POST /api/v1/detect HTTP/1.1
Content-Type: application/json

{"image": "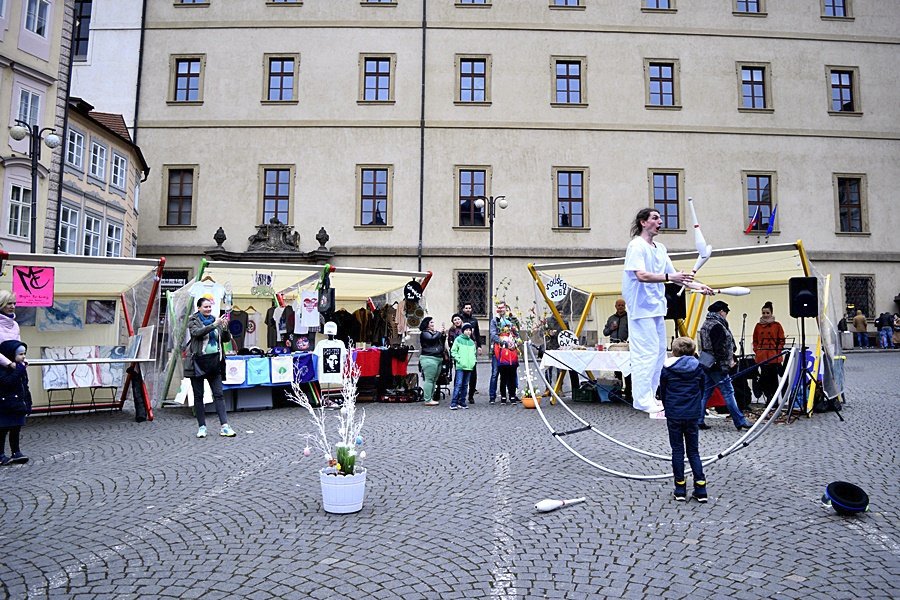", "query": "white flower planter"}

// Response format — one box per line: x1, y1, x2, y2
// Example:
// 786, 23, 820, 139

319, 467, 367, 514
